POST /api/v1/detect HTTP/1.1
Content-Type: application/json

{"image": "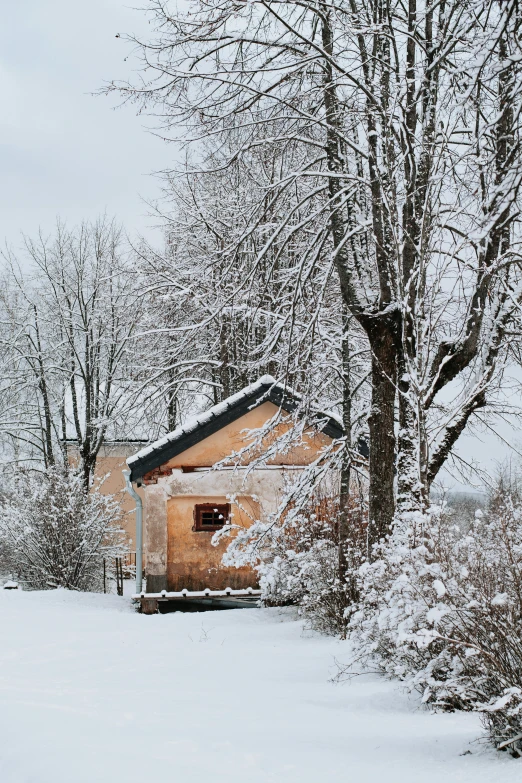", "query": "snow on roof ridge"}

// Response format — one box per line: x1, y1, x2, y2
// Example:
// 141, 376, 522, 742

127, 375, 280, 466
